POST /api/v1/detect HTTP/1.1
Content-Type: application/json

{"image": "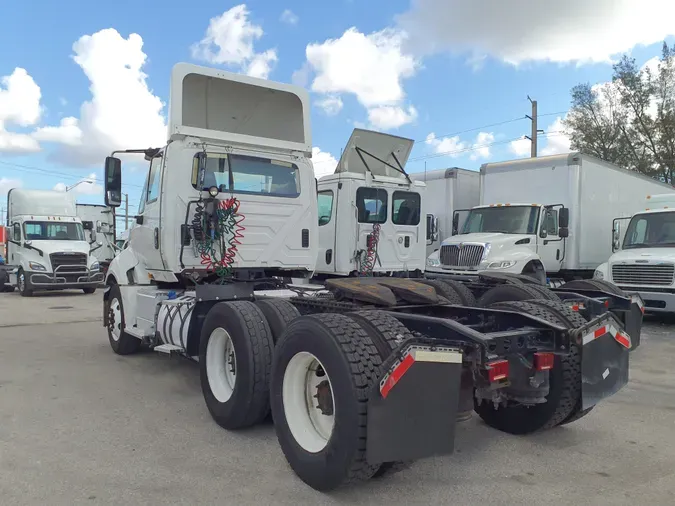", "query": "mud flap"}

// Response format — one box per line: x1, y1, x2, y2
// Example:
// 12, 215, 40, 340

366, 345, 462, 465
579, 318, 631, 410
624, 294, 644, 350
